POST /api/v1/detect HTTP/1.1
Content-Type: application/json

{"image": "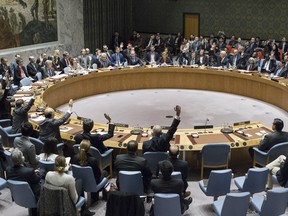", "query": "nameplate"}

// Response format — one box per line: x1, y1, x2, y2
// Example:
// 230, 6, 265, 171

233, 120, 250, 126
194, 125, 213, 130
115, 123, 129, 127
